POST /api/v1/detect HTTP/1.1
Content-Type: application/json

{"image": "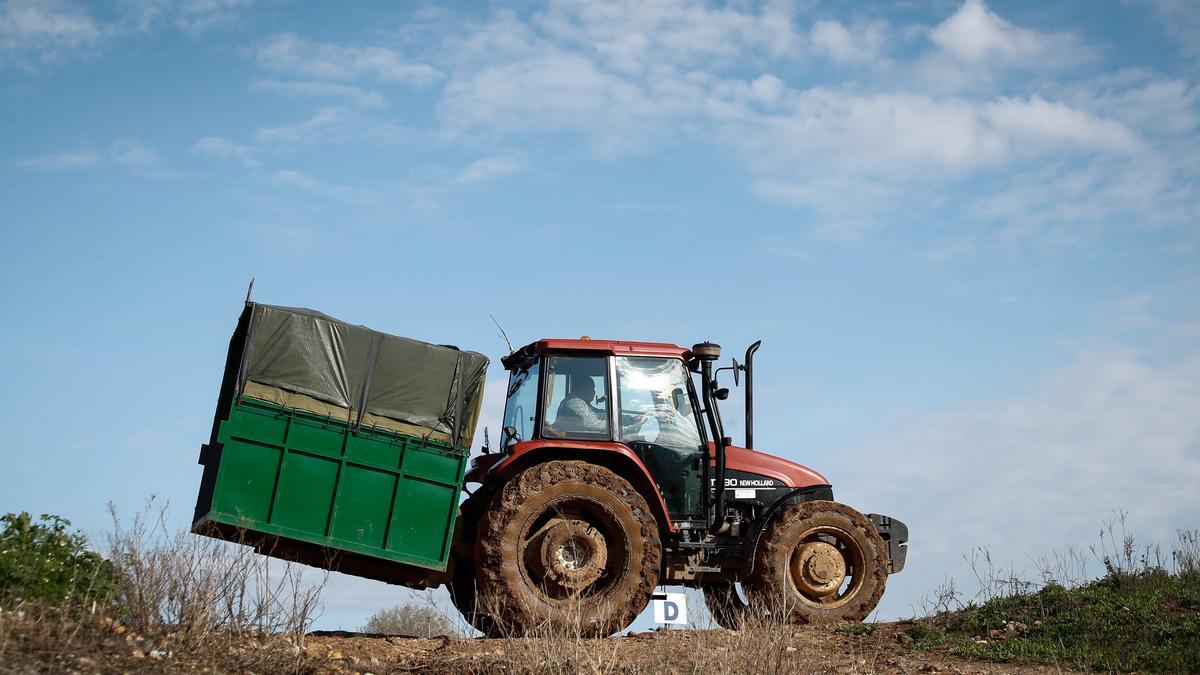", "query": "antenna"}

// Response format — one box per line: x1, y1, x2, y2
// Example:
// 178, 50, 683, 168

489, 314, 515, 354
